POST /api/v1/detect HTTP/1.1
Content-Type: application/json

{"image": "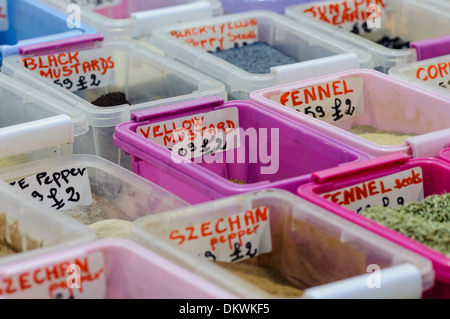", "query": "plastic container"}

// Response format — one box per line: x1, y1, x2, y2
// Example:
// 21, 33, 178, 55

0, 178, 95, 268
221, 0, 325, 14
38, 0, 223, 40
1, 35, 227, 169
0, 72, 89, 169
0, 0, 96, 66
113, 96, 371, 204
296, 152, 450, 298
131, 188, 434, 299
0, 238, 236, 299
146, 10, 373, 100
250, 69, 450, 159
0, 154, 190, 239
389, 54, 450, 100
285, 0, 450, 73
